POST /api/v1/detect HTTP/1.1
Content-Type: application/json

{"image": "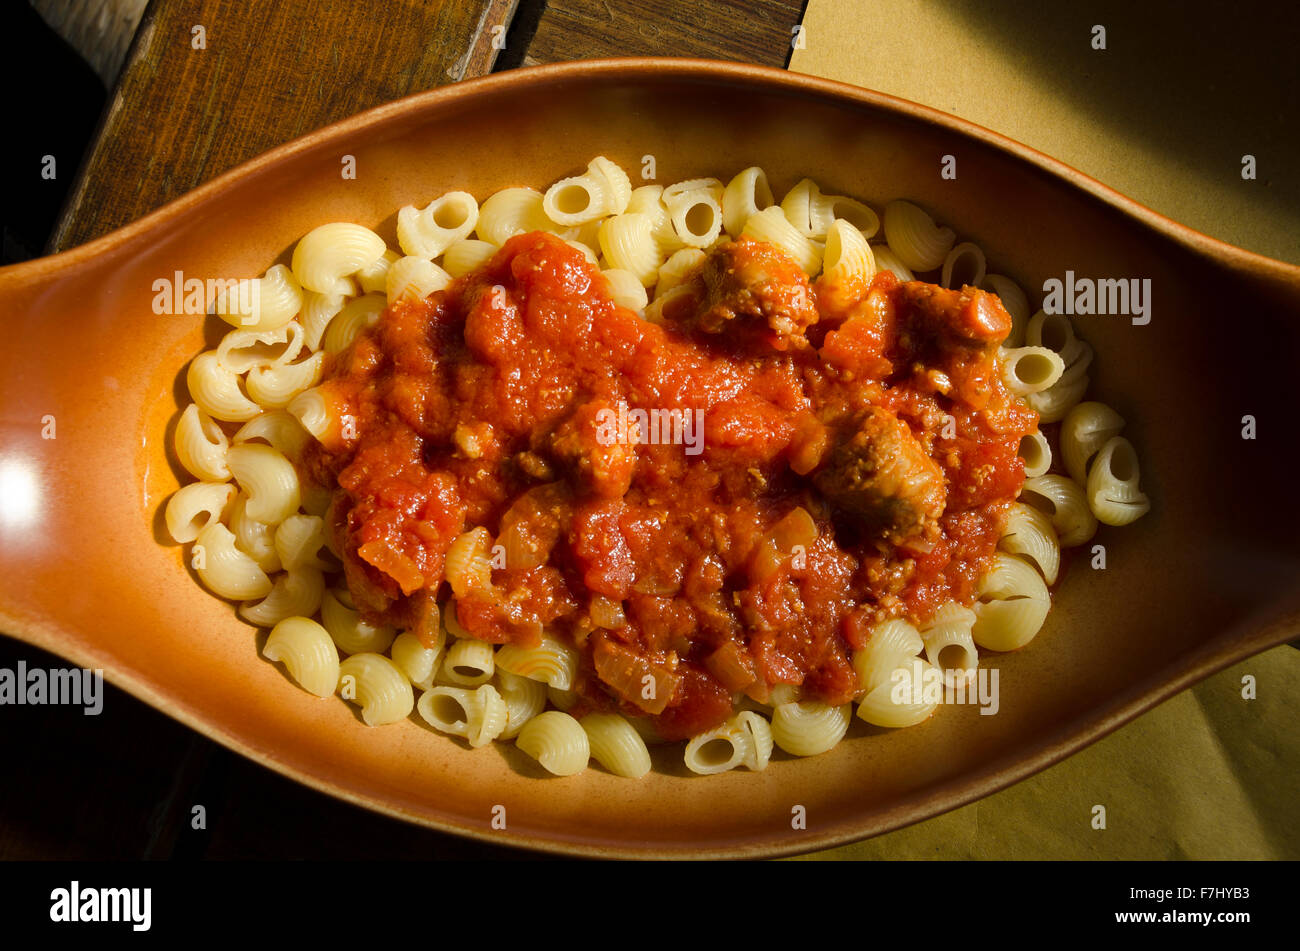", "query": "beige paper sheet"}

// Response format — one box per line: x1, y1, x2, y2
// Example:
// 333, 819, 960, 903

789, 0, 1299, 859
790, 0, 1300, 264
